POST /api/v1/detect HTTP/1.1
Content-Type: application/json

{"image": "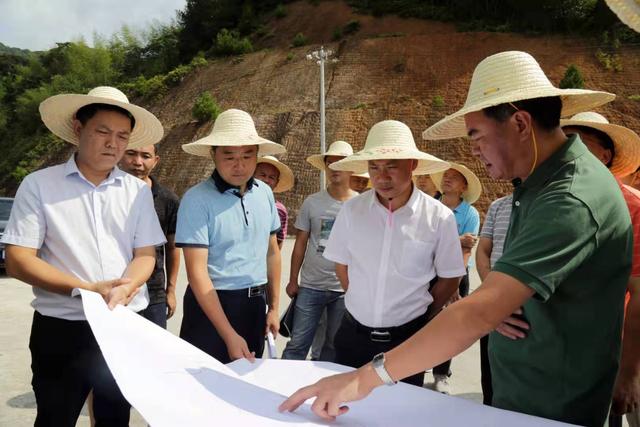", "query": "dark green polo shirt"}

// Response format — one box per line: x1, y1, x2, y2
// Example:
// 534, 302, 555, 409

490, 134, 632, 427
